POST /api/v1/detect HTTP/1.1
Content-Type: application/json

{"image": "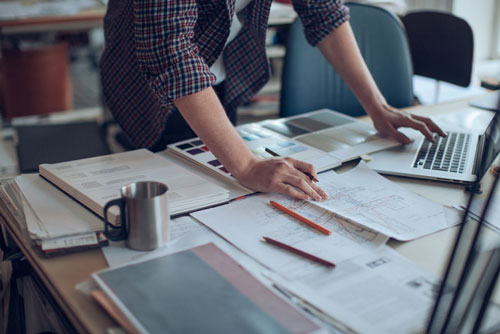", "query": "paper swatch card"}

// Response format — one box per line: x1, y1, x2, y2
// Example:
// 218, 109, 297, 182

168, 122, 341, 185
